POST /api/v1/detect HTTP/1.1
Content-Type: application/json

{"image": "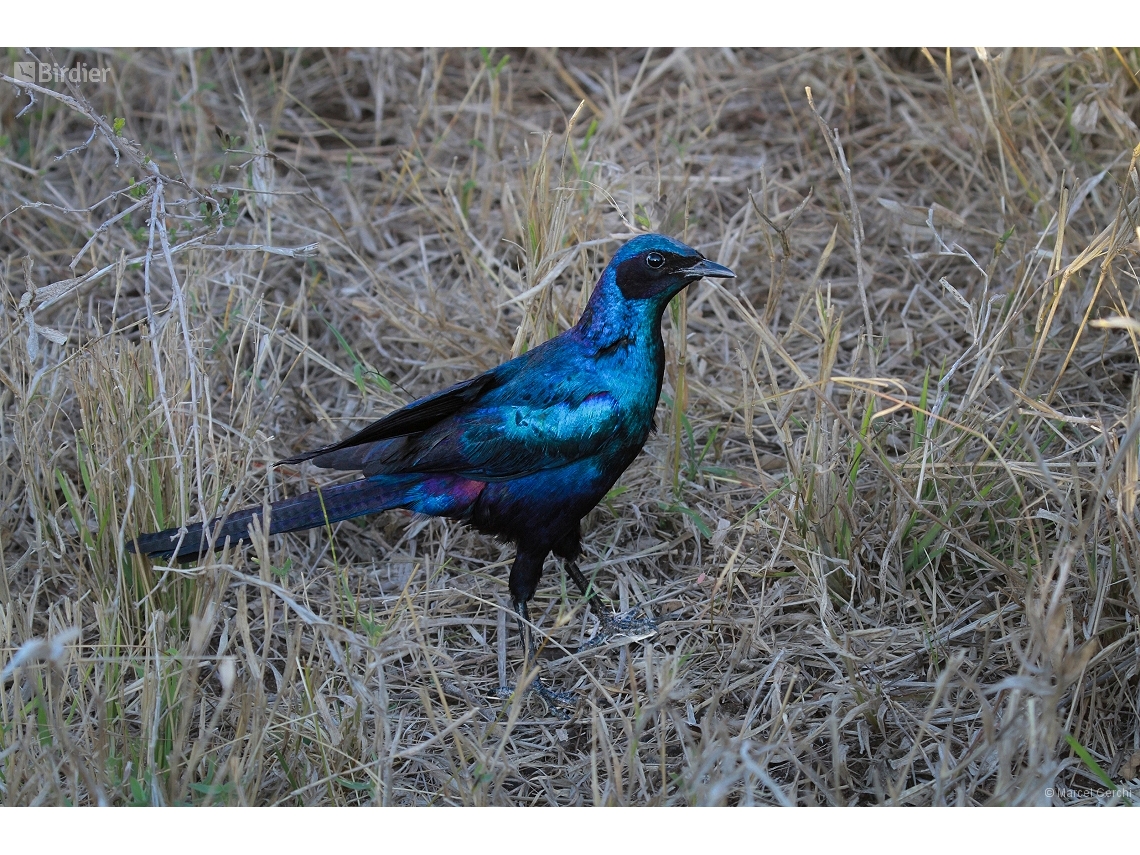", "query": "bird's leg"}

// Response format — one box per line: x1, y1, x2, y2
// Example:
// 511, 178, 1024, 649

495, 547, 576, 714
566, 560, 658, 653
495, 598, 576, 715
516, 599, 578, 708
564, 560, 613, 625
